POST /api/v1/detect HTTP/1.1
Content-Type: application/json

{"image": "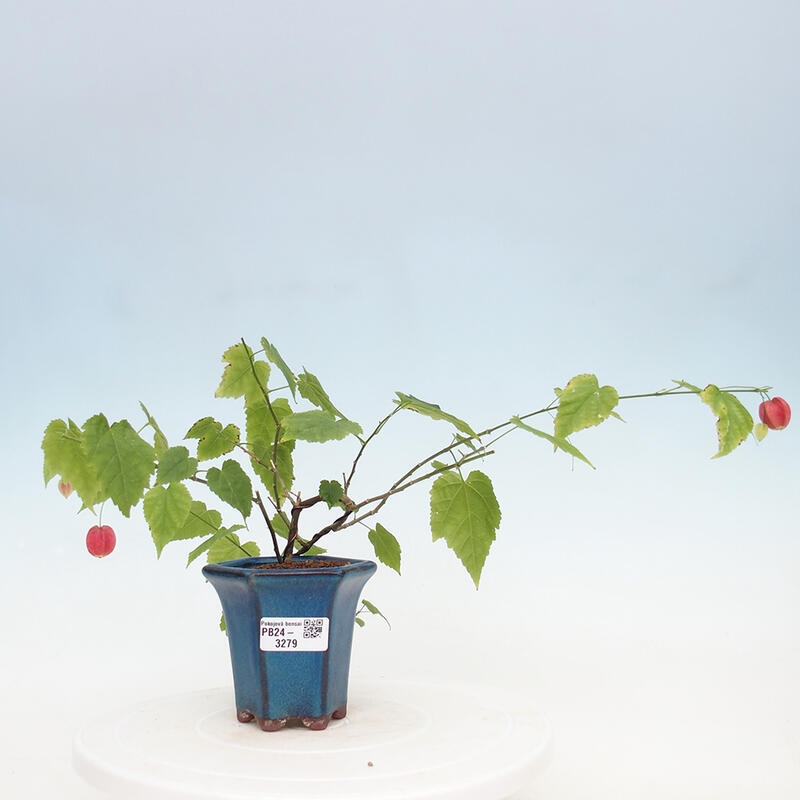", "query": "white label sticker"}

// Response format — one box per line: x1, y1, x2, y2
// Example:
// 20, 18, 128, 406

260, 617, 330, 652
